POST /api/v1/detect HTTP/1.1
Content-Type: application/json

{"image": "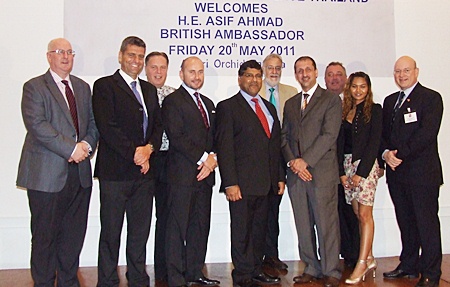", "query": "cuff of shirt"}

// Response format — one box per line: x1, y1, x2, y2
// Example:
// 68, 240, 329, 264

197, 151, 209, 165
